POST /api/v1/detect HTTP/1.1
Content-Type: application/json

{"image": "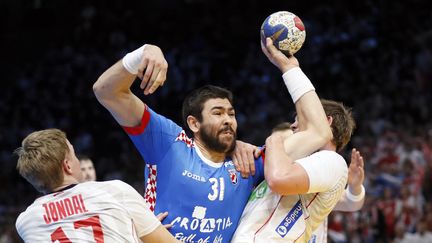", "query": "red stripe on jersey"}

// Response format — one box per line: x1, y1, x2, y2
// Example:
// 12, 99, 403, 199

254, 196, 282, 238
303, 193, 319, 220
122, 106, 150, 135
306, 193, 319, 208
261, 146, 266, 165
